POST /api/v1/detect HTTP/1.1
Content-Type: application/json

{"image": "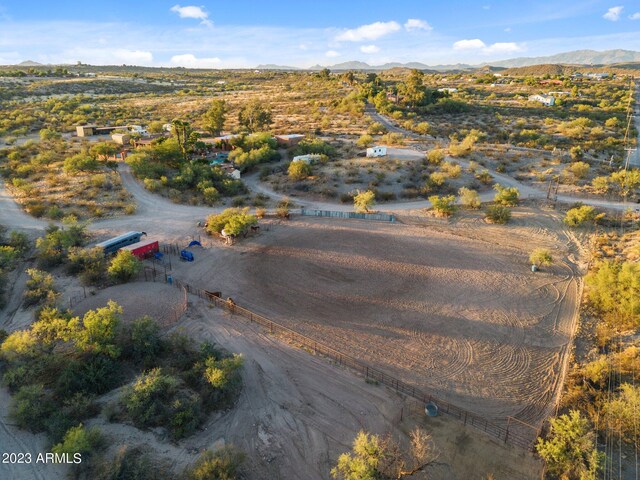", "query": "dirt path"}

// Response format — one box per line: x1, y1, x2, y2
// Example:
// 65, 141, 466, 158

0, 389, 68, 480
158, 300, 405, 479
